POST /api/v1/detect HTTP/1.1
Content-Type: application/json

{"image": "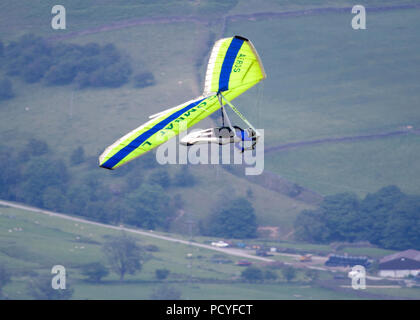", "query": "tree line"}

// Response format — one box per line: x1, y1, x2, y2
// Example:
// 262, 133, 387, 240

0, 139, 191, 231
0, 137, 260, 238
200, 197, 258, 239
0, 34, 155, 100
294, 185, 420, 250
